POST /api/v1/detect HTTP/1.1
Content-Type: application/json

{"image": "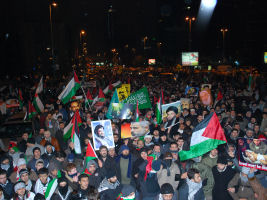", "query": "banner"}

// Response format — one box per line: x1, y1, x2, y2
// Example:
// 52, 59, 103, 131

162, 101, 182, 119
130, 121, 150, 137
199, 89, 213, 106
238, 138, 267, 171
83, 81, 96, 88
180, 98, 190, 109
111, 103, 134, 119
185, 86, 199, 96
122, 87, 152, 110
121, 123, 132, 139
122, 84, 130, 96
91, 120, 114, 150
117, 86, 129, 101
